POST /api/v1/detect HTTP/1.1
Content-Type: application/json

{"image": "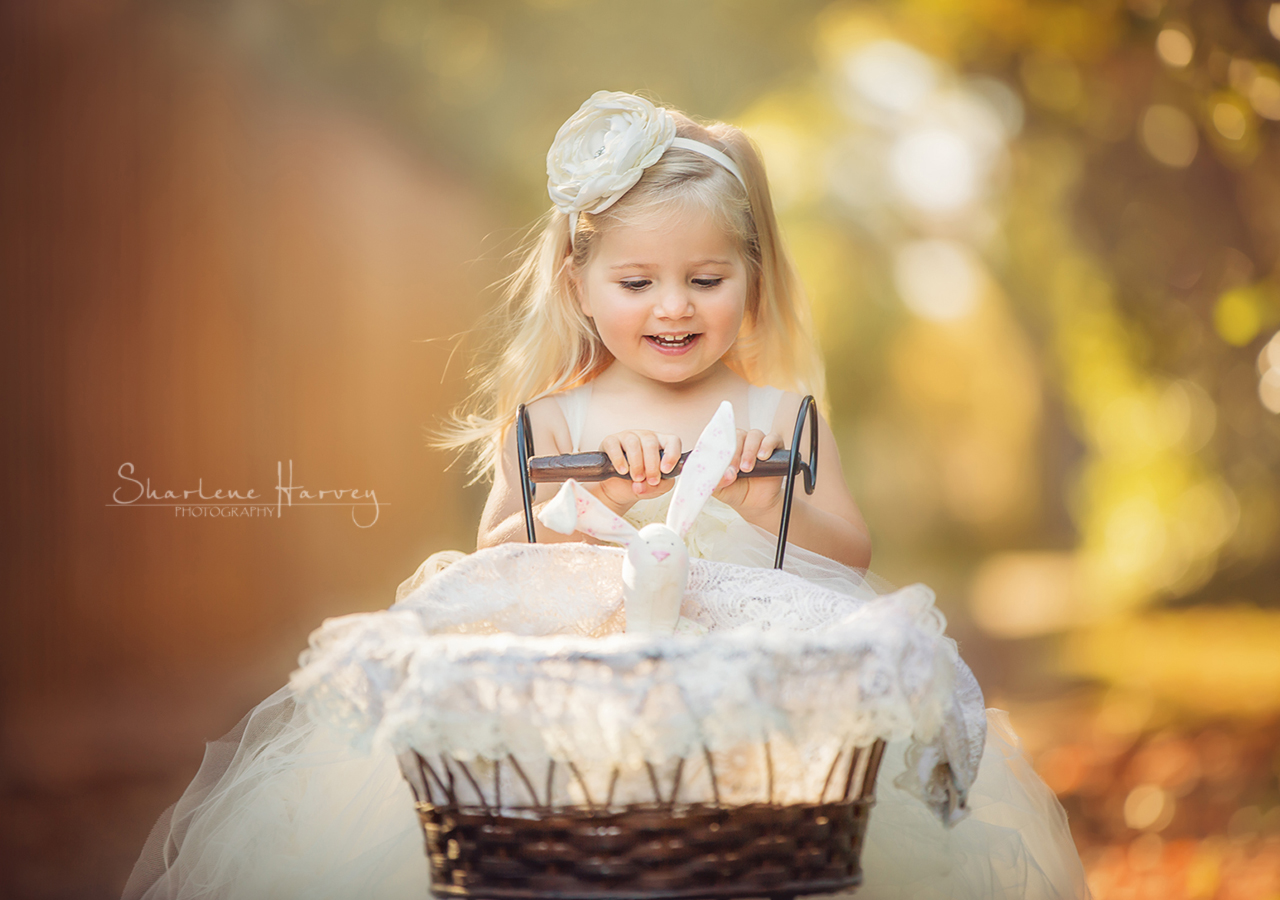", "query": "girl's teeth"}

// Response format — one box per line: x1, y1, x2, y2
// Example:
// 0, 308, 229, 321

652, 334, 695, 346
